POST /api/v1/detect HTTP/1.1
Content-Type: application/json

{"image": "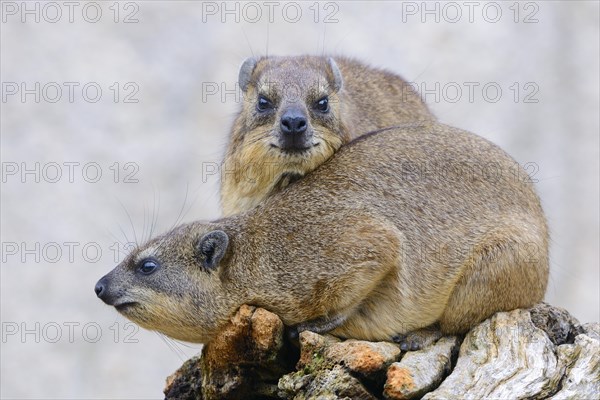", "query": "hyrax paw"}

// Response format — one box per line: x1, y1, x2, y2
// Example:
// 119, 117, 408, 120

392, 325, 442, 351
392, 334, 423, 351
